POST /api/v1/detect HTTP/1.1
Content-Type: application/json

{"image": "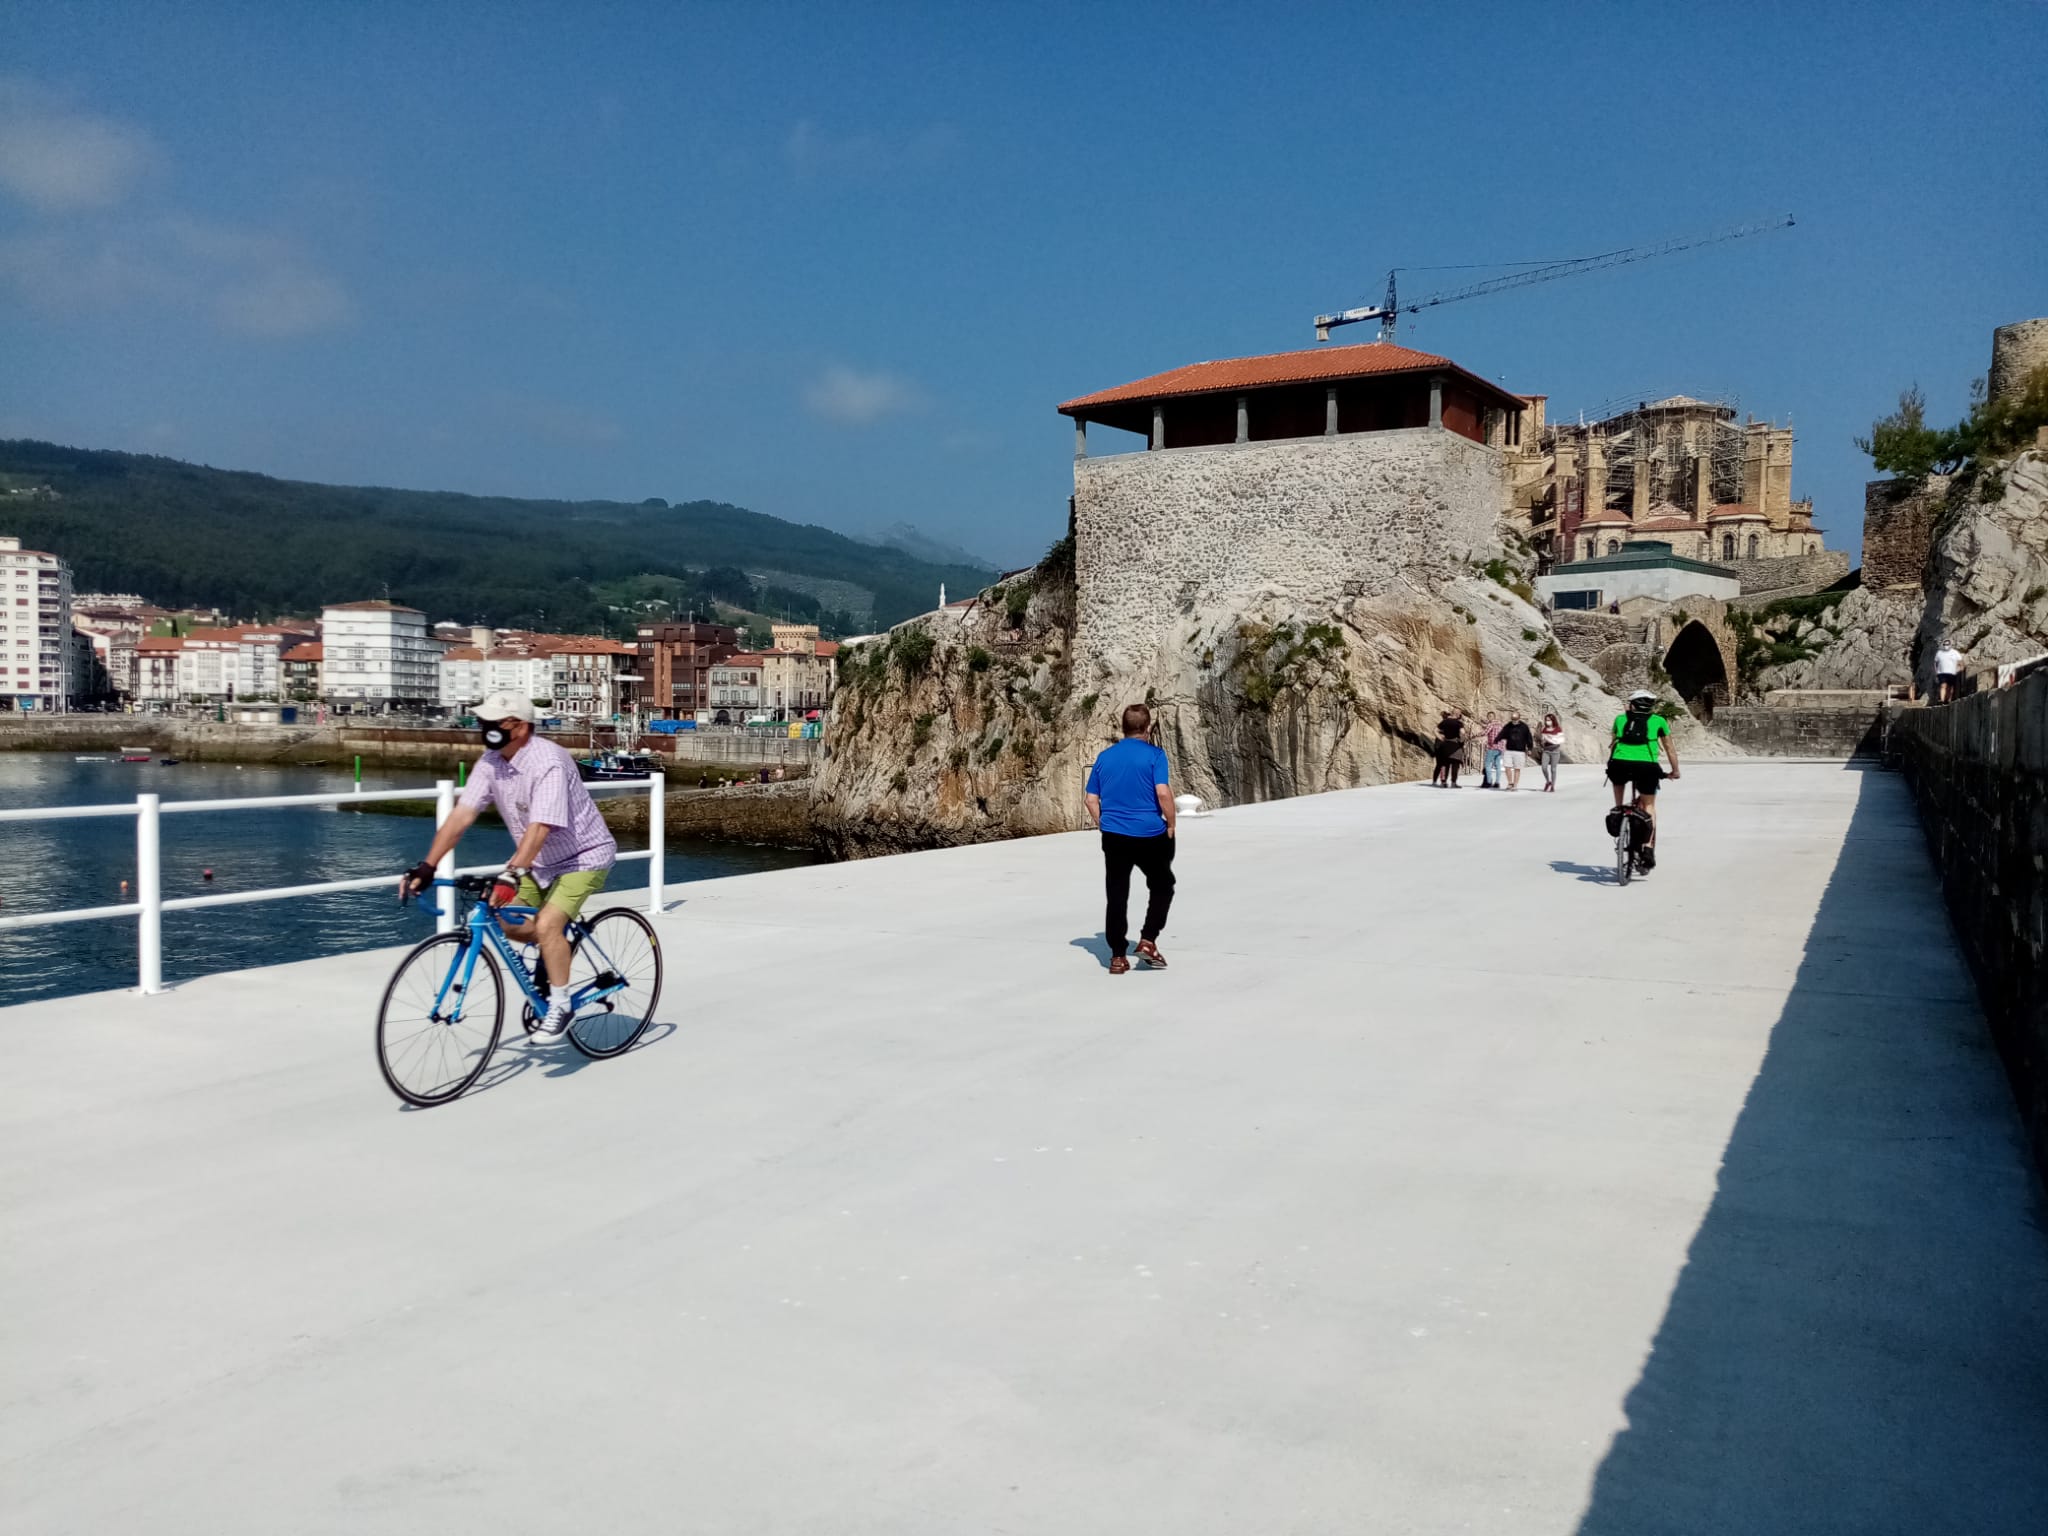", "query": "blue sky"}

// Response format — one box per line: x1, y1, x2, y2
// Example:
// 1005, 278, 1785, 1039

2, 2, 2042, 567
